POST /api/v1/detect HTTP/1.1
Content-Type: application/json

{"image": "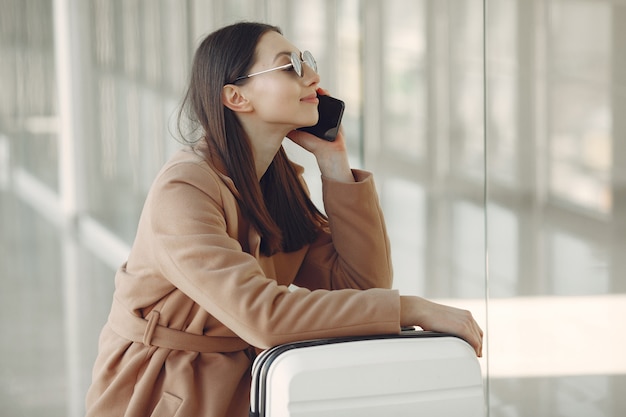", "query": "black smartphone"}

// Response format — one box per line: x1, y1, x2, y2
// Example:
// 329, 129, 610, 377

297, 94, 345, 141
